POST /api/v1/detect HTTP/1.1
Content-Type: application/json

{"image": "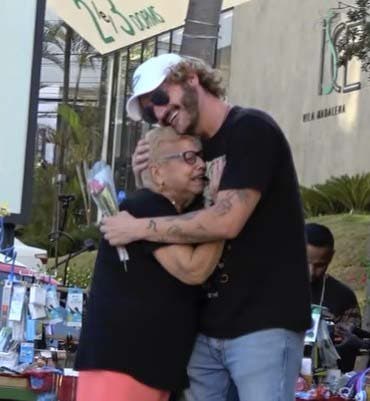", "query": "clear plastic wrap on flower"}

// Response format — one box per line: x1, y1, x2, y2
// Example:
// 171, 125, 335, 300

87, 161, 129, 269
